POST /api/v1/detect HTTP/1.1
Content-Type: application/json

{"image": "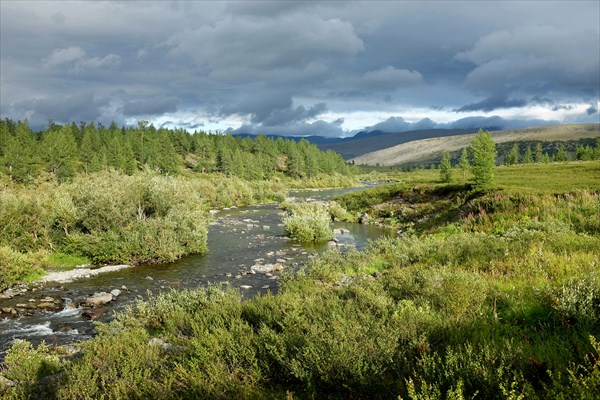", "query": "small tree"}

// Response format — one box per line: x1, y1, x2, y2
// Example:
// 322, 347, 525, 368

470, 129, 496, 189
458, 148, 470, 179
439, 150, 452, 183
534, 143, 544, 163
504, 144, 519, 165
522, 145, 533, 164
